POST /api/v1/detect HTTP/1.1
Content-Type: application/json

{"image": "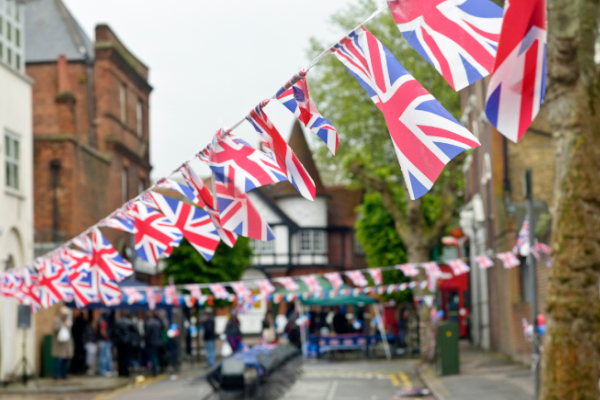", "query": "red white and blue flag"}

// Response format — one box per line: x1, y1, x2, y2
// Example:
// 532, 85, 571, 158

275, 277, 300, 292
368, 268, 383, 285
146, 287, 157, 310
421, 262, 443, 278
512, 215, 530, 254
447, 259, 470, 276
396, 263, 420, 277
324, 272, 344, 291
231, 281, 252, 299
485, 0, 547, 142
129, 203, 183, 265
387, 0, 504, 91
60, 247, 95, 308
247, 105, 316, 200
301, 275, 322, 292
99, 210, 136, 233
475, 255, 494, 269
345, 270, 369, 287
332, 27, 480, 199
91, 270, 122, 306
20, 267, 42, 313
256, 279, 275, 297
497, 251, 520, 269
276, 70, 339, 155
208, 283, 230, 300
150, 192, 220, 261
38, 258, 72, 308
90, 228, 134, 283
123, 287, 144, 305
214, 181, 275, 241
209, 130, 288, 197
154, 177, 197, 203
